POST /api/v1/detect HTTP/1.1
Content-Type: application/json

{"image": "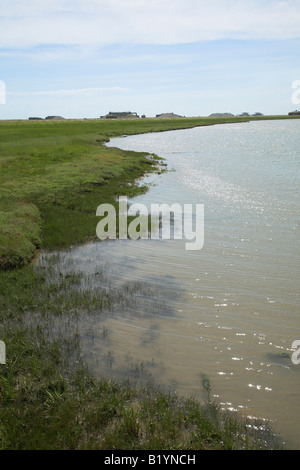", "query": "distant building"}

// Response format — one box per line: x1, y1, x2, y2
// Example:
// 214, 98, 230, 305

209, 113, 234, 117
288, 110, 300, 115
45, 116, 65, 120
252, 112, 263, 116
100, 111, 139, 119
239, 112, 250, 116
28, 117, 43, 120
155, 112, 182, 119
